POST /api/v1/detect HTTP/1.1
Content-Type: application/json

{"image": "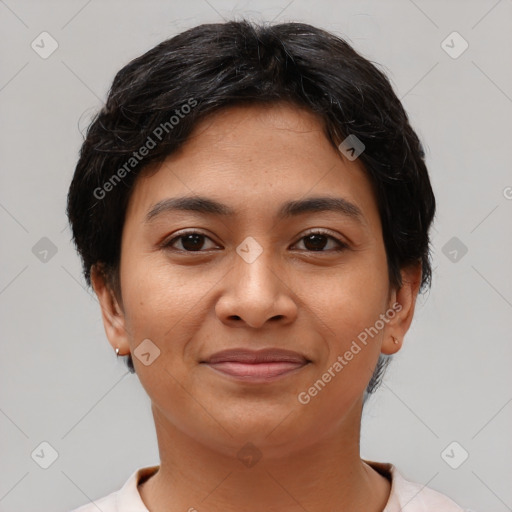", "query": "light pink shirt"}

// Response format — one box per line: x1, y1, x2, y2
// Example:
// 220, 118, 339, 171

70, 460, 465, 511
